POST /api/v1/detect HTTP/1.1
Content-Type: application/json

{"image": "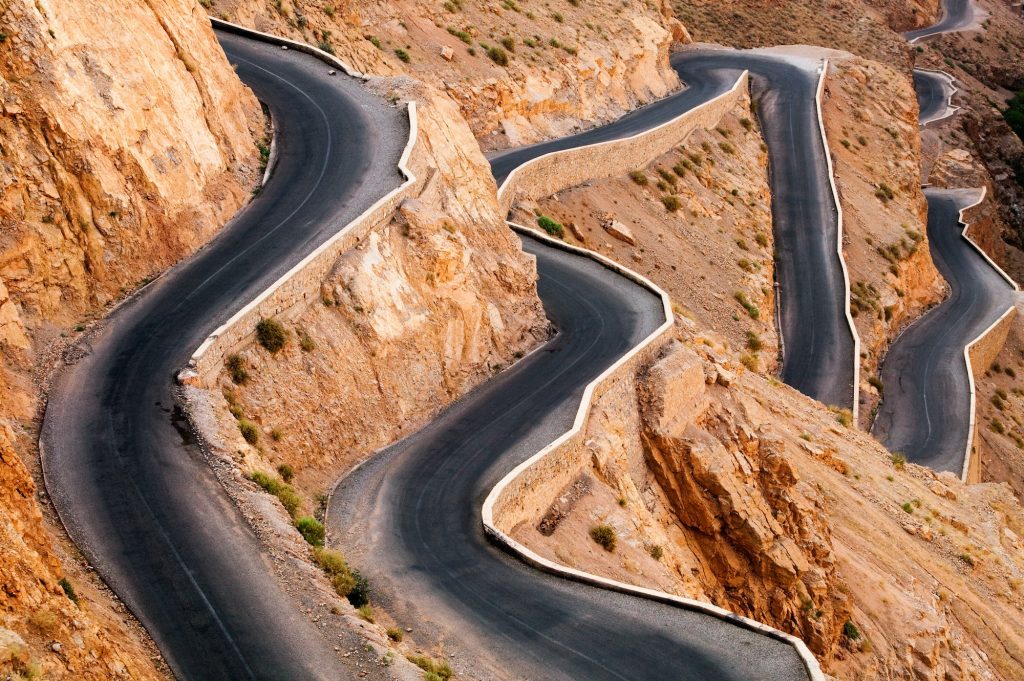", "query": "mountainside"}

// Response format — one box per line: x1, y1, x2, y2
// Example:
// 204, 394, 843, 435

1, 0, 261, 676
